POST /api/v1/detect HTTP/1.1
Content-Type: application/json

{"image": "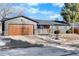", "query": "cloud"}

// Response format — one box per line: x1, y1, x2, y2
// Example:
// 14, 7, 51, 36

12, 4, 55, 16
53, 3, 64, 7
50, 14, 62, 19
11, 3, 61, 20
40, 10, 53, 15
26, 3, 39, 6
27, 7, 52, 15
27, 7, 39, 14
12, 6, 24, 12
